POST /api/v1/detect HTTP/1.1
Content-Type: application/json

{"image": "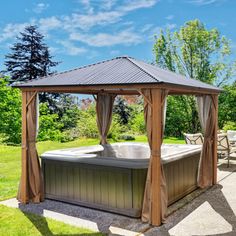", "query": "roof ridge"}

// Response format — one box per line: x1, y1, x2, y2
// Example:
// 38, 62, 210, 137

21, 56, 123, 84
125, 57, 160, 83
